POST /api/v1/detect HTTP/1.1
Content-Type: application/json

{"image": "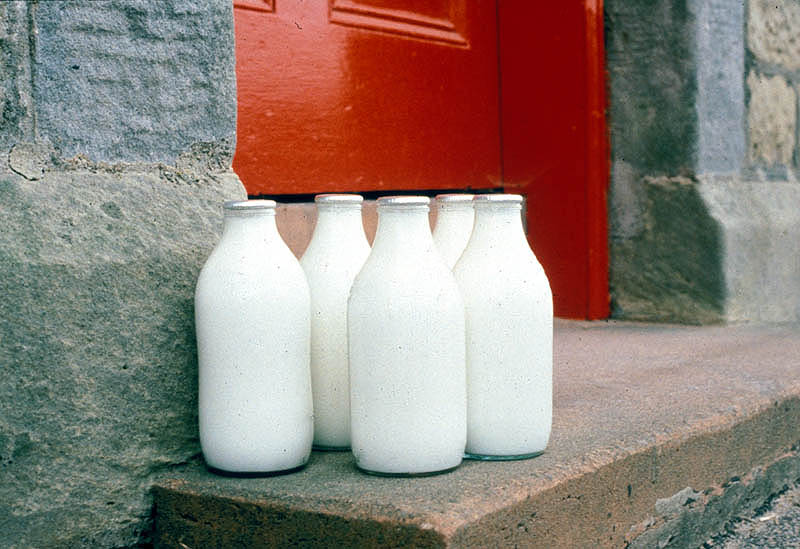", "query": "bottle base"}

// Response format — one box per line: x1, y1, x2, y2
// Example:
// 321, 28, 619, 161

464, 450, 544, 461
313, 444, 351, 452
355, 463, 461, 478
205, 460, 309, 477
